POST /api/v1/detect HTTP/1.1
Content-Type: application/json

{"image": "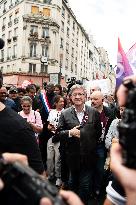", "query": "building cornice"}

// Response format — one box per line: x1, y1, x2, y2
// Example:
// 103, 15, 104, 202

23, 14, 60, 28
